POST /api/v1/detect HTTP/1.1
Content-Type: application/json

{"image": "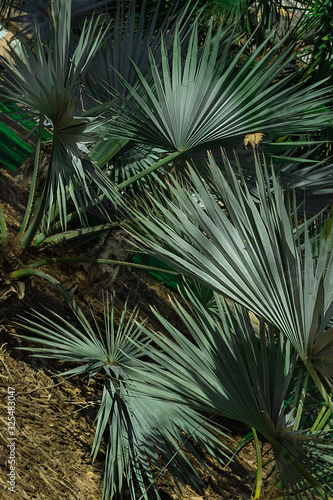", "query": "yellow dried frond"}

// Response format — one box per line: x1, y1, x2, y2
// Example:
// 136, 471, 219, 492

244, 132, 265, 149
